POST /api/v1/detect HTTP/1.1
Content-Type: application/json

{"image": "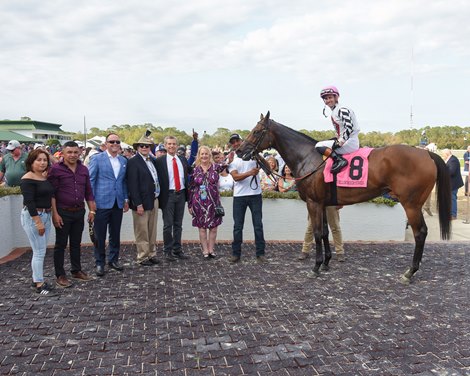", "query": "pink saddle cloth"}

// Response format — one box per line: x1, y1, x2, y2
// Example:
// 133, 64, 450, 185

323, 147, 373, 187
